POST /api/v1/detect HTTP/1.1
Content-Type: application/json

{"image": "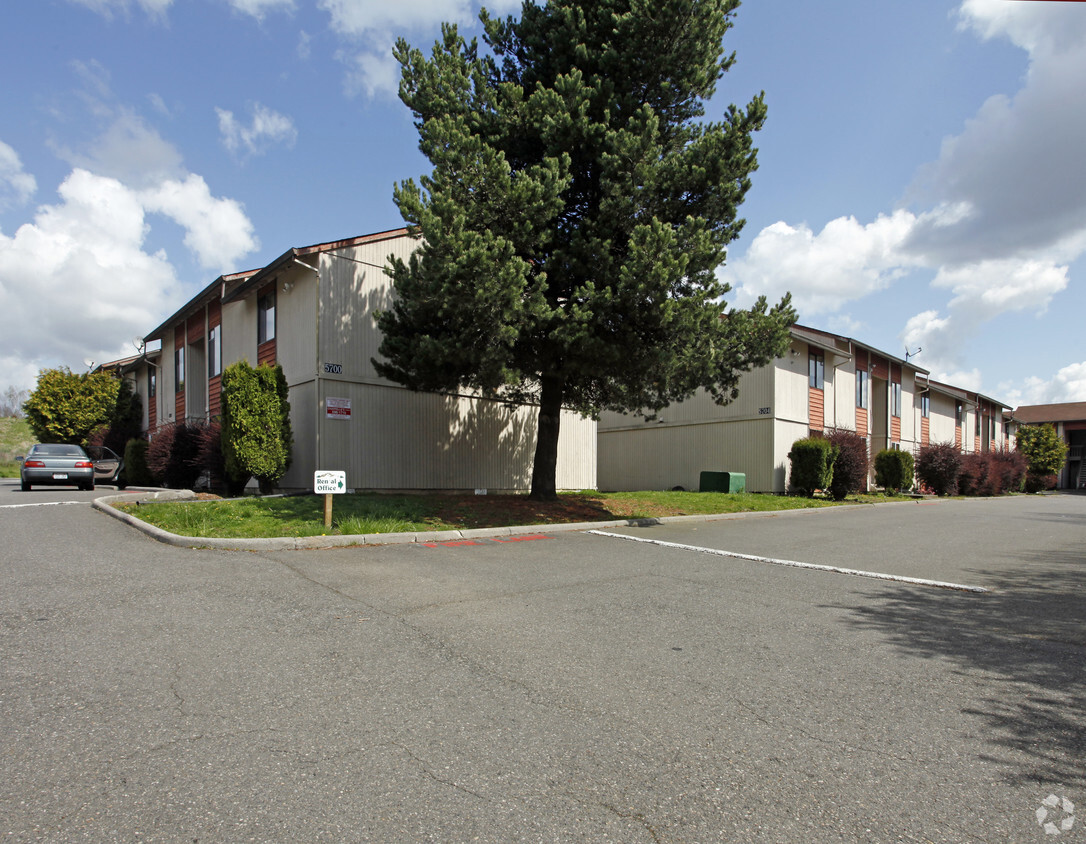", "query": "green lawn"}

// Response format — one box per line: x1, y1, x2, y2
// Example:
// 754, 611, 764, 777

115, 489, 912, 539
